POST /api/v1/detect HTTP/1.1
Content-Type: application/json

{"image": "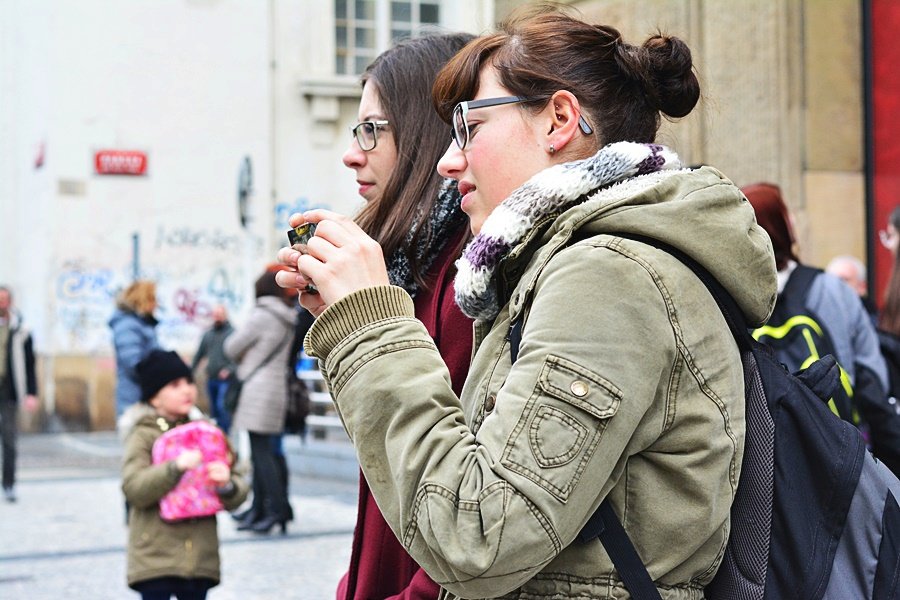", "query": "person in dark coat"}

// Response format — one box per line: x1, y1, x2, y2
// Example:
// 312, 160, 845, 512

191, 305, 235, 434
0, 285, 38, 503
